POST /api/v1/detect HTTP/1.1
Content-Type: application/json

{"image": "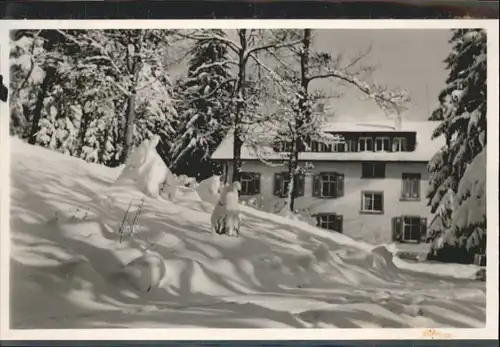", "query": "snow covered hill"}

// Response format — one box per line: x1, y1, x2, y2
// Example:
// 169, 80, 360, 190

9, 138, 486, 329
